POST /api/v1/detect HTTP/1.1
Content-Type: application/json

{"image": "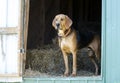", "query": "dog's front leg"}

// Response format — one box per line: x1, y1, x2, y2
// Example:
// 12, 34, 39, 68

72, 51, 77, 76
62, 51, 69, 76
